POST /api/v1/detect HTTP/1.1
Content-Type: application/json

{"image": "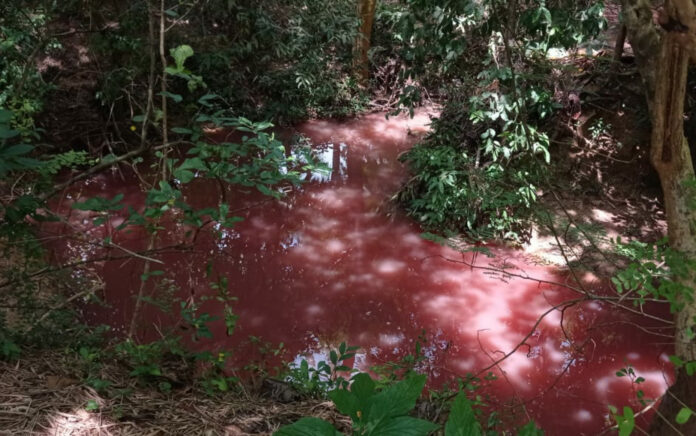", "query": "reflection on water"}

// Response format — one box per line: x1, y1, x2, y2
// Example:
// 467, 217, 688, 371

46, 109, 673, 434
